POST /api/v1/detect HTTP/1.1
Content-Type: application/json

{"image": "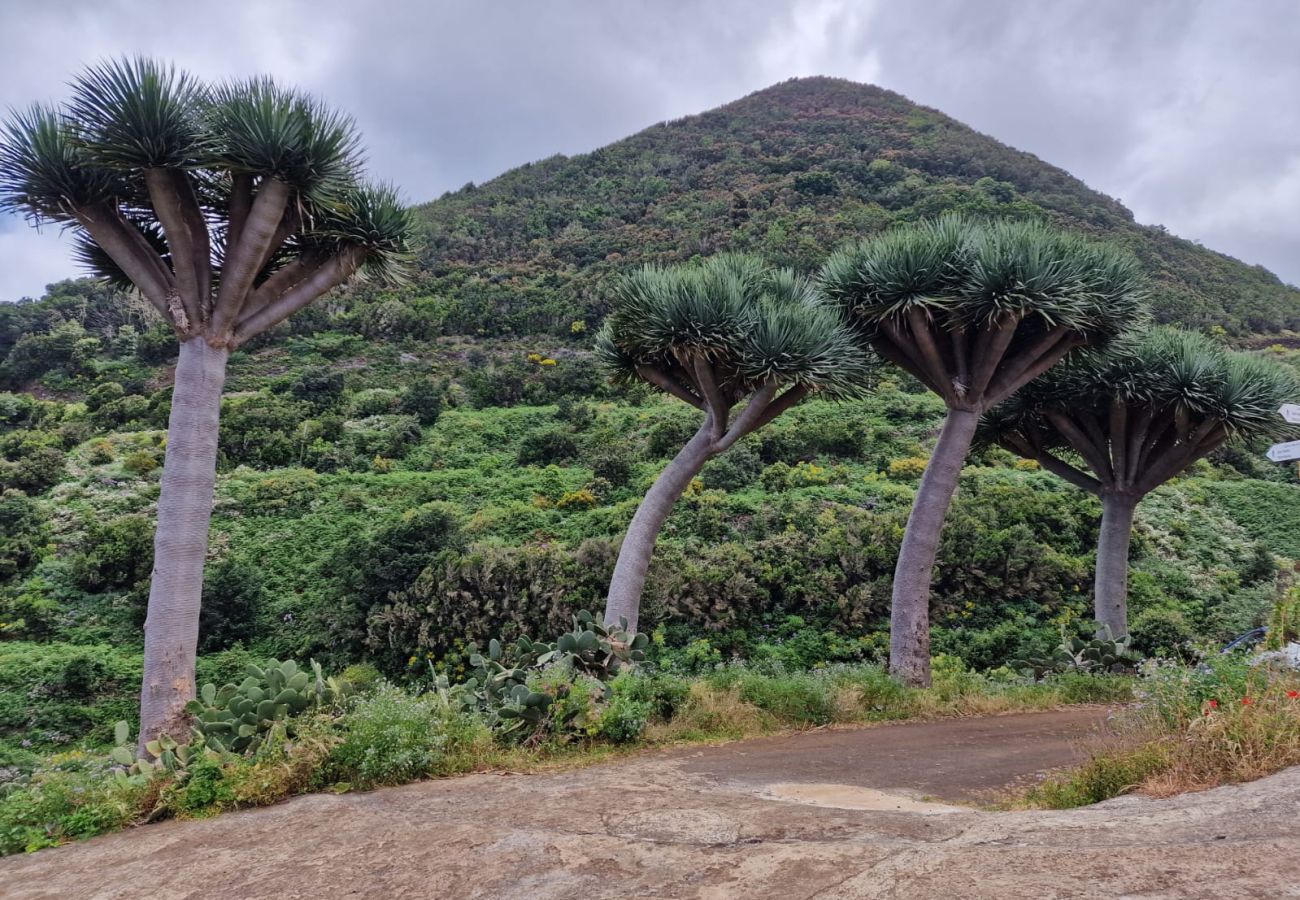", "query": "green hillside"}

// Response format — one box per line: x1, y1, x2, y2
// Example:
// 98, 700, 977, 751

410, 76, 1300, 337
3, 76, 1300, 763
